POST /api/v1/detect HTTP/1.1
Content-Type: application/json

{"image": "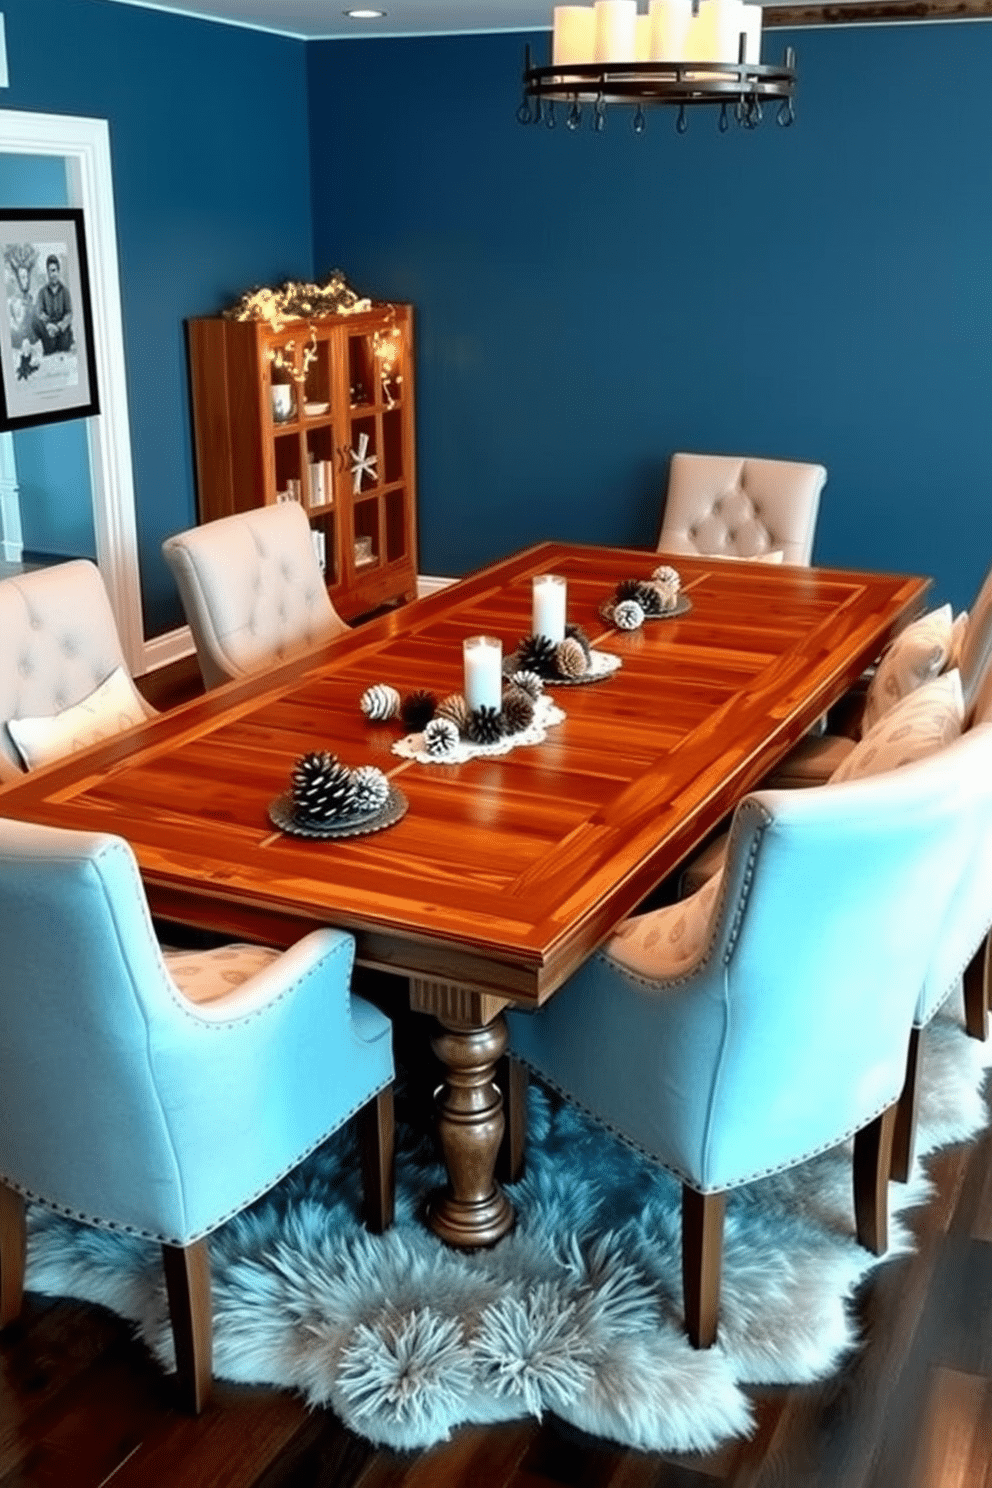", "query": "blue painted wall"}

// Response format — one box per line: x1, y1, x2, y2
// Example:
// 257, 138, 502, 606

0, 153, 96, 563
1, 0, 315, 633
308, 24, 992, 611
